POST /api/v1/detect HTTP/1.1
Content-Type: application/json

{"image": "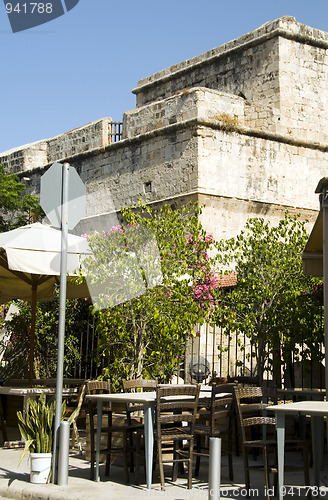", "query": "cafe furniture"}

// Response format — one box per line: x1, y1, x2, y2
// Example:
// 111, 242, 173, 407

234, 386, 309, 500
194, 383, 234, 480
271, 400, 328, 500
